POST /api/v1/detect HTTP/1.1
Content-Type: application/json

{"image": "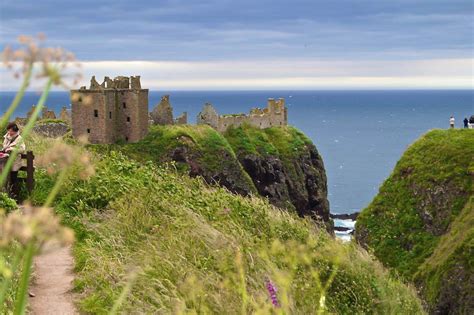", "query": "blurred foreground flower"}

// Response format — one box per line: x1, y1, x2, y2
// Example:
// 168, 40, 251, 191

2, 33, 82, 88
0, 205, 74, 250
35, 140, 95, 180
